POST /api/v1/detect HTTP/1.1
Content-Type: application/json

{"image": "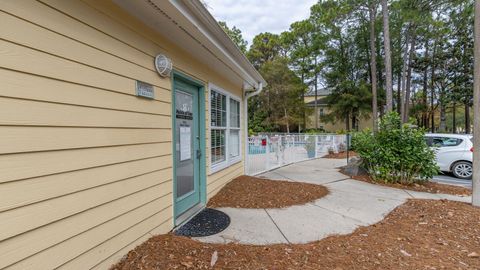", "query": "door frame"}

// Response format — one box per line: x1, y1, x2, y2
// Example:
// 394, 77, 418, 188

172, 70, 207, 226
